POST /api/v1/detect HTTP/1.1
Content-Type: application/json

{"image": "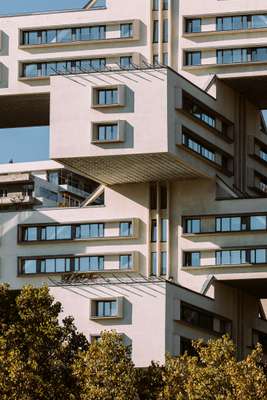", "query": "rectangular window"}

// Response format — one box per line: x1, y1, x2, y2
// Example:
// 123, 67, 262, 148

120, 254, 133, 270
153, 0, 159, 10
151, 220, 157, 242
161, 251, 167, 275
216, 217, 241, 232
96, 300, 117, 317
186, 18, 201, 33
216, 250, 247, 265
97, 124, 118, 141
120, 23, 133, 38
184, 252, 200, 267
250, 249, 267, 264
185, 51, 201, 66
250, 216, 267, 230
184, 97, 216, 128
76, 223, 104, 239
97, 88, 118, 105
153, 20, 159, 43
151, 252, 157, 275
119, 222, 133, 237
181, 303, 214, 331
185, 218, 201, 234
260, 149, 267, 162
74, 256, 104, 272
161, 219, 167, 242
163, 52, 168, 65
22, 58, 106, 77
23, 227, 38, 241
163, 0, 168, 10
163, 19, 168, 42
182, 133, 215, 162
120, 56, 133, 69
